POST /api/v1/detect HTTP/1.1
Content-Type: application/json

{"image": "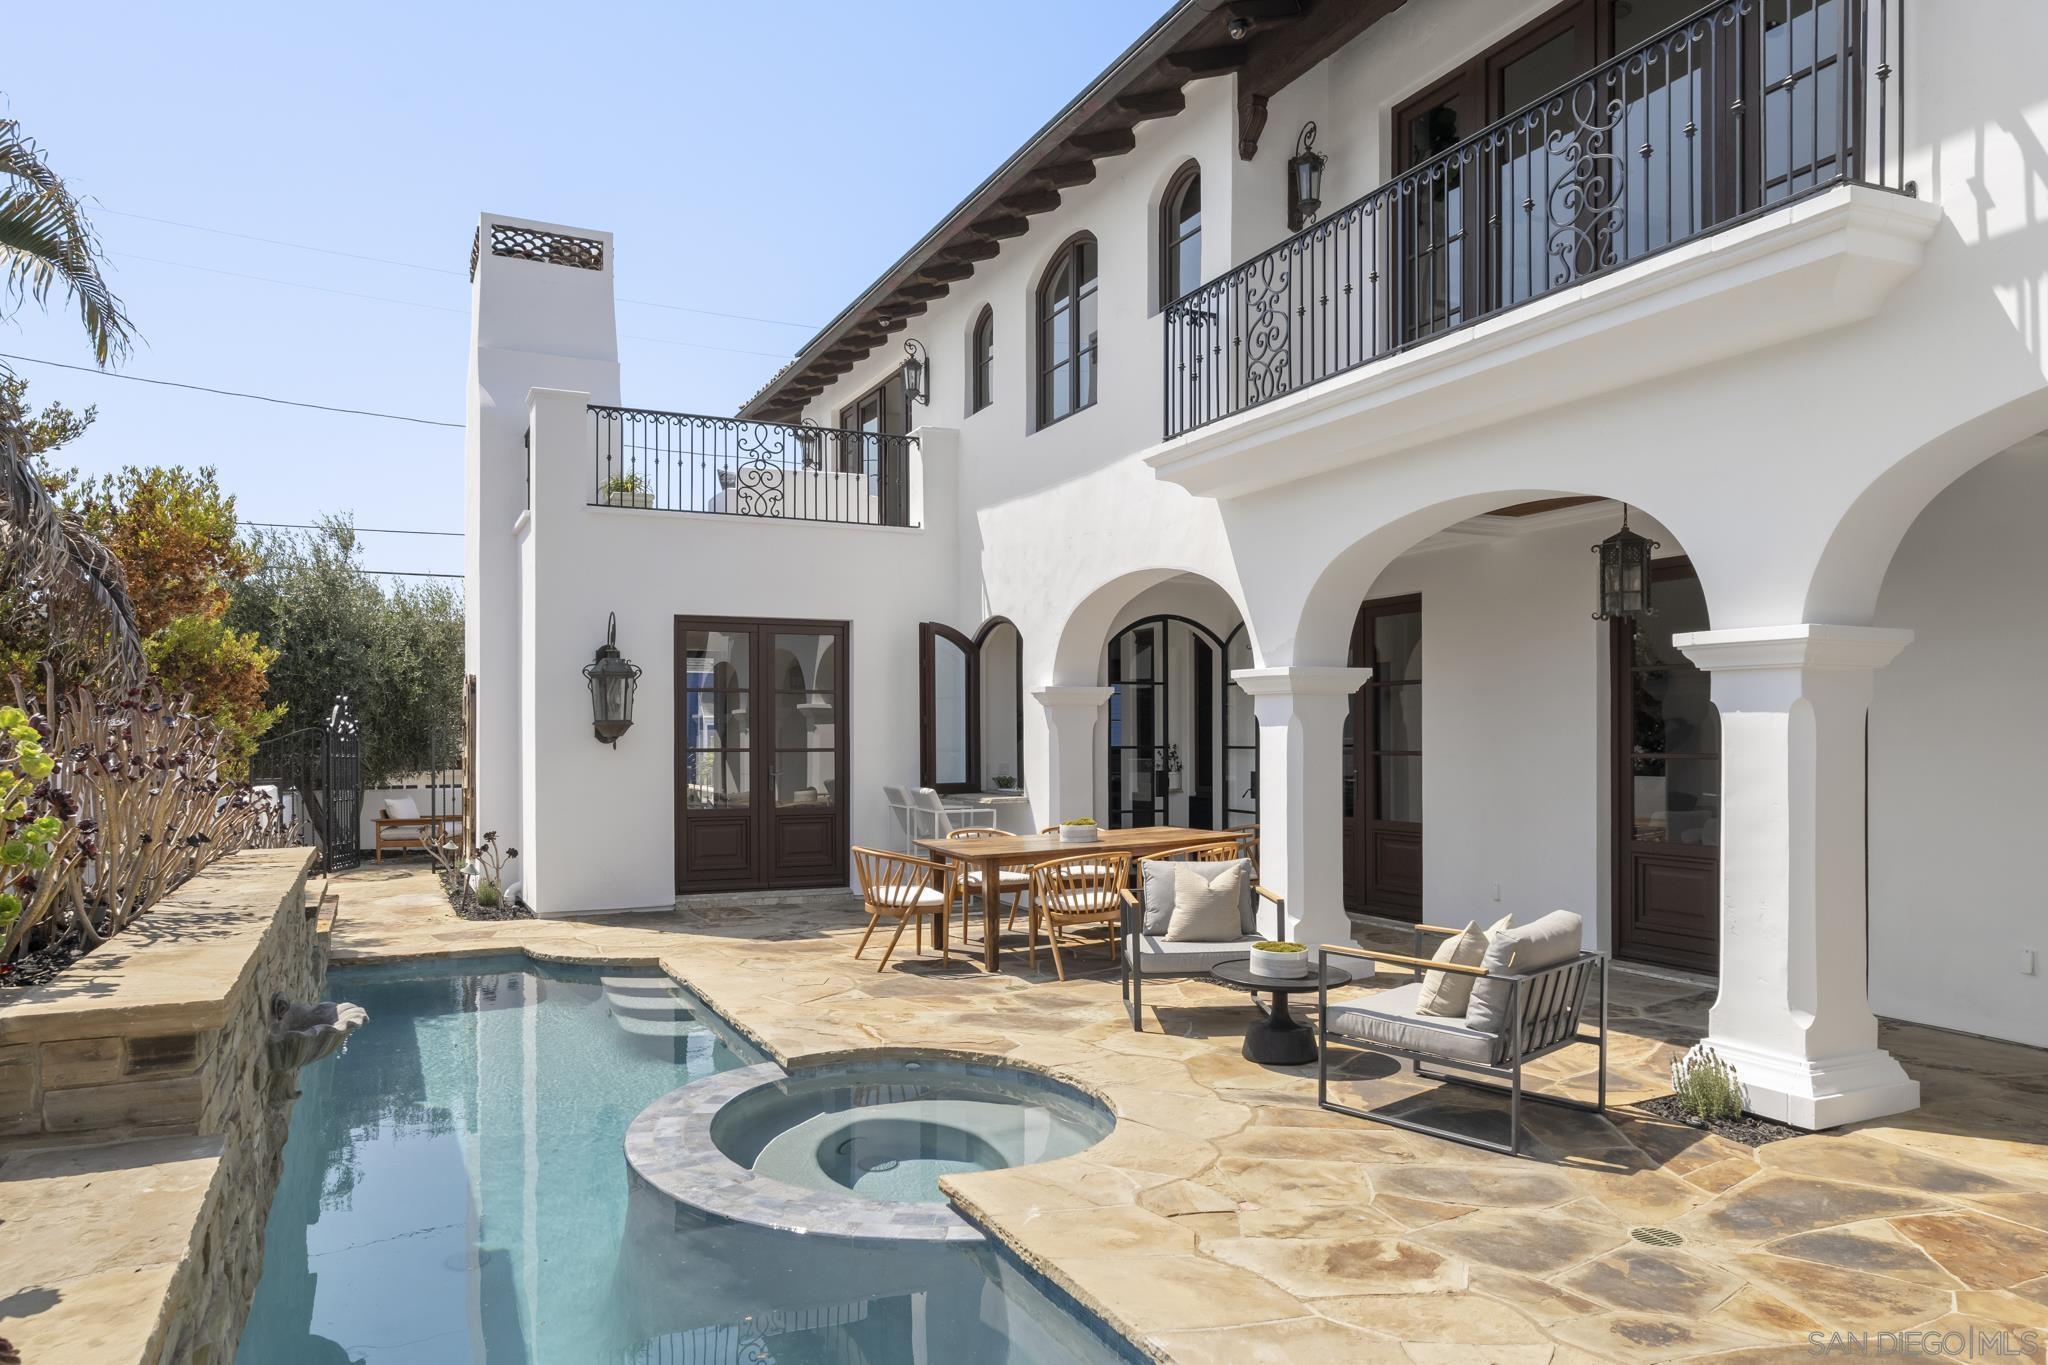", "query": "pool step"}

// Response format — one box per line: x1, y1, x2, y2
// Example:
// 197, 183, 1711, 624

610, 1010, 702, 1039
600, 974, 677, 995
